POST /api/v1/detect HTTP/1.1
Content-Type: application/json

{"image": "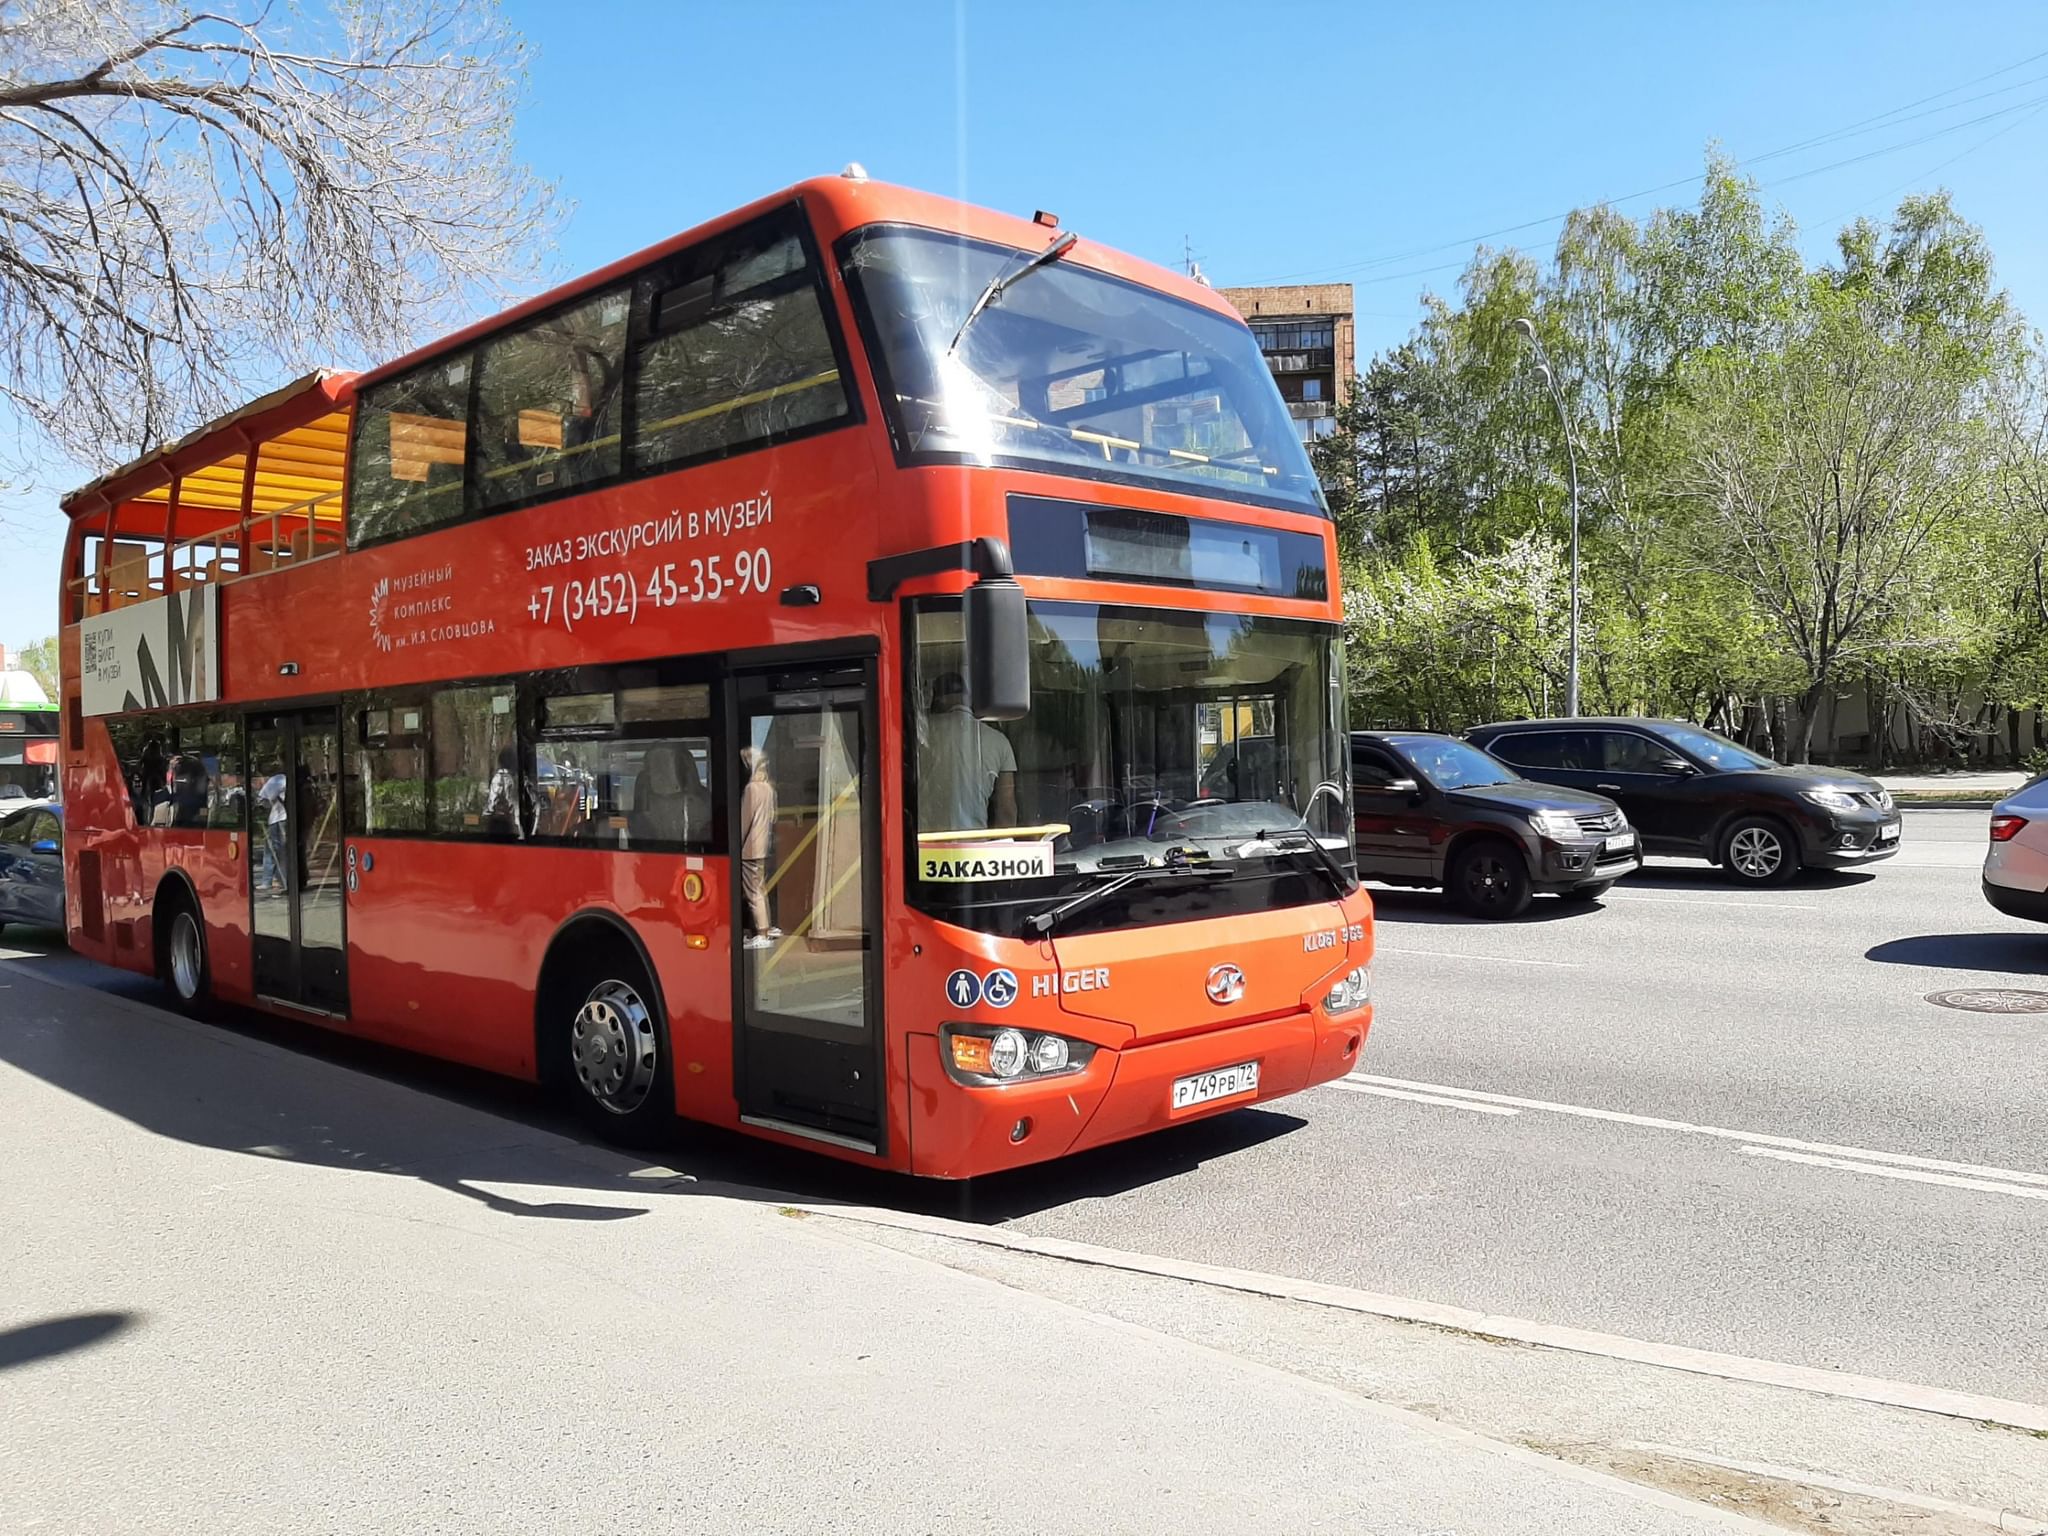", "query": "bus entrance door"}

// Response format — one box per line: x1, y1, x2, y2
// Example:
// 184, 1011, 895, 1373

247, 709, 348, 1015
732, 660, 883, 1154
